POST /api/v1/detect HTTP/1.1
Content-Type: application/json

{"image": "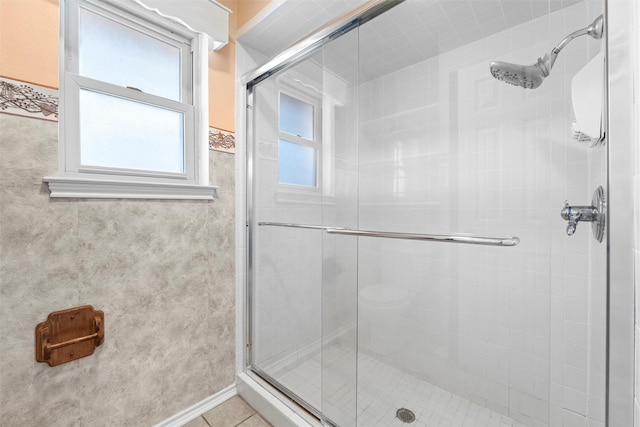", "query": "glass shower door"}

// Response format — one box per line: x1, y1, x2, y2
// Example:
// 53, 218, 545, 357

319, 29, 359, 427
248, 0, 607, 425
249, 50, 326, 414
351, 0, 607, 426
249, 26, 361, 426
